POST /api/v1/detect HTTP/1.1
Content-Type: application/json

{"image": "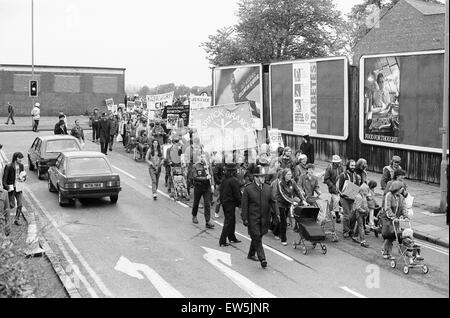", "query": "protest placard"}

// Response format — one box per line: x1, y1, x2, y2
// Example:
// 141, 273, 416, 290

146, 92, 174, 111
